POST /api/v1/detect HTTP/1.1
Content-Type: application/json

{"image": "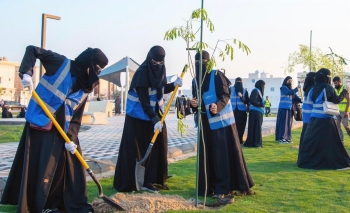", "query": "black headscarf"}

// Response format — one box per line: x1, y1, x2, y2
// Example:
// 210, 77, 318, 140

130, 46, 167, 99
255, 80, 265, 97
312, 68, 331, 102
71, 48, 108, 93
195, 50, 211, 92
303, 72, 316, 96
234, 77, 243, 94
282, 76, 292, 89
